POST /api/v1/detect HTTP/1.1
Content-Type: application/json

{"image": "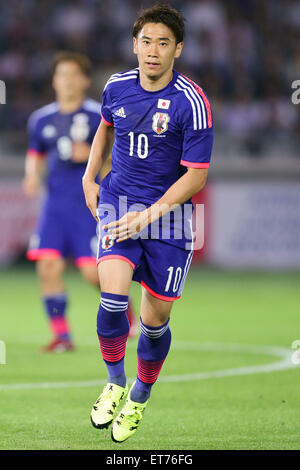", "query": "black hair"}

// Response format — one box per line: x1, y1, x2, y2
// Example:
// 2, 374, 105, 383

132, 4, 185, 44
